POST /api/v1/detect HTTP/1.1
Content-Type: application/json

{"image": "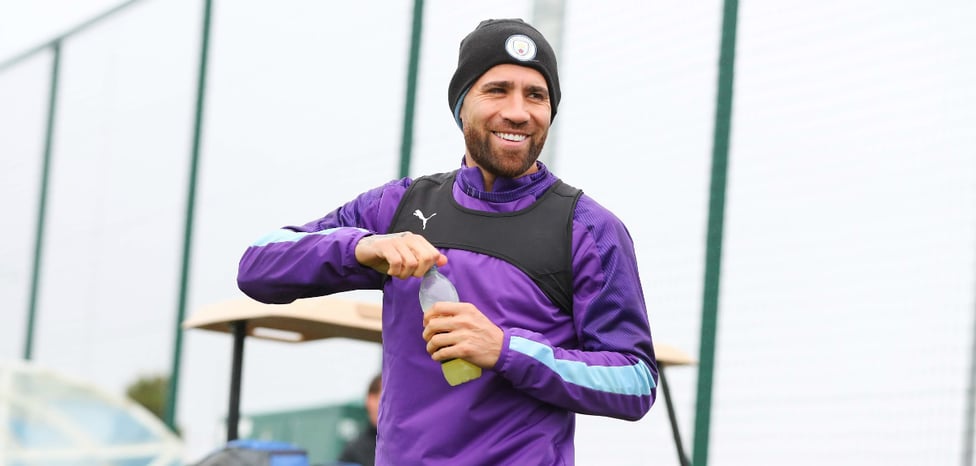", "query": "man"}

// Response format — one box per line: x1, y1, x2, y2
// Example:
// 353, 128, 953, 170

337, 374, 381, 466
238, 18, 657, 465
